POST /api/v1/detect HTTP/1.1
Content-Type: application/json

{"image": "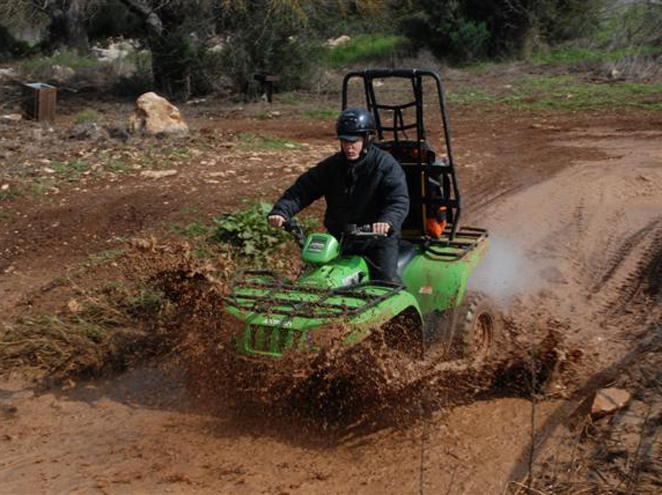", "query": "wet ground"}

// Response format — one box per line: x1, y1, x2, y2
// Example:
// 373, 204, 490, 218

1, 71, 661, 493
